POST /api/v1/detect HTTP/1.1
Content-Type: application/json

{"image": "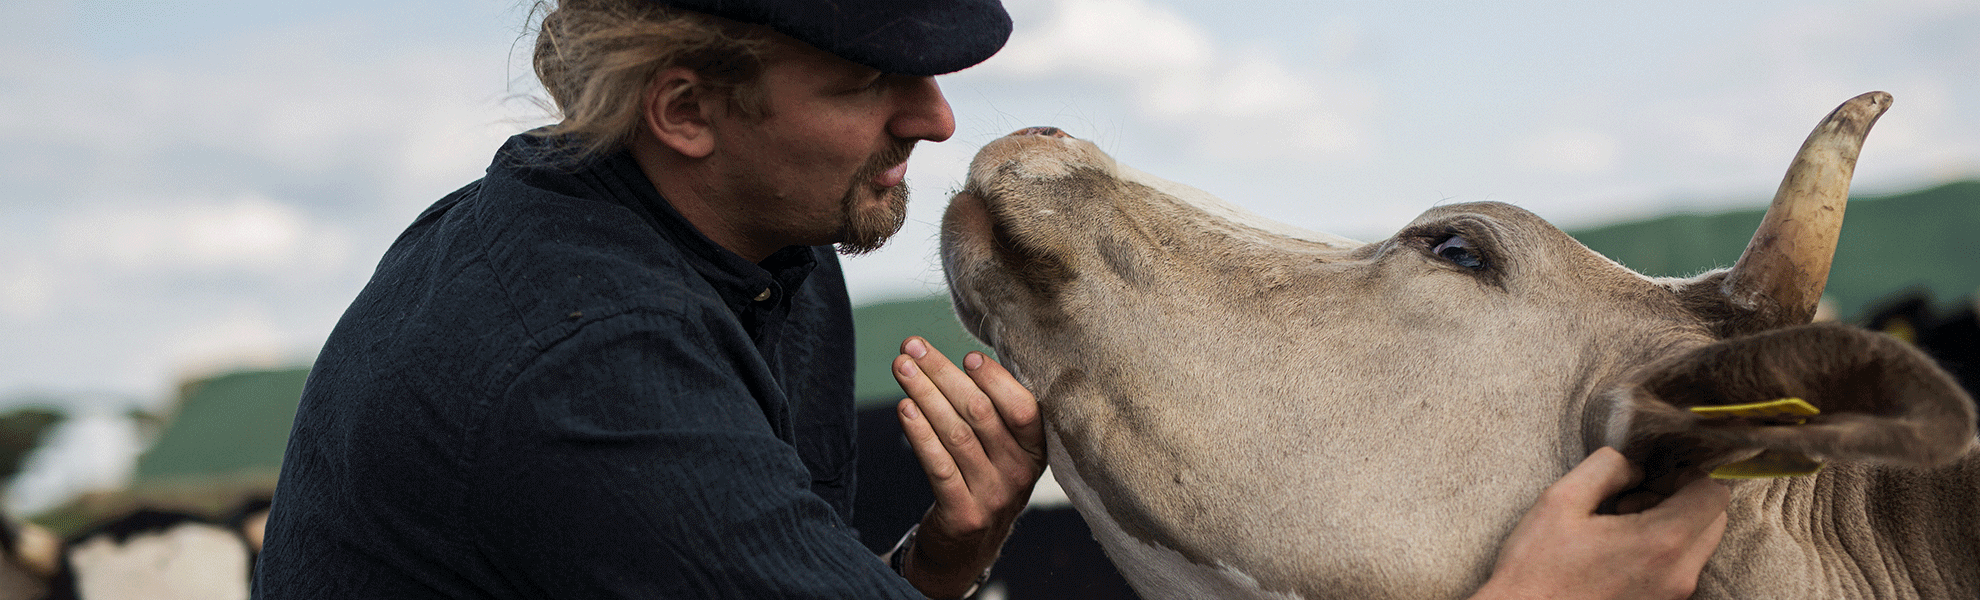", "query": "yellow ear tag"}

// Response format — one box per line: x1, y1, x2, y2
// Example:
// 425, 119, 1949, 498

1705, 450, 1825, 479
1689, 398, 1825, 479
1687, 397, 1819, 422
